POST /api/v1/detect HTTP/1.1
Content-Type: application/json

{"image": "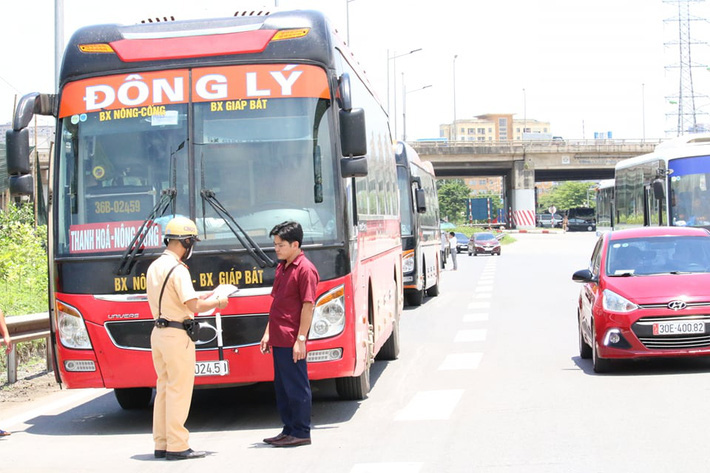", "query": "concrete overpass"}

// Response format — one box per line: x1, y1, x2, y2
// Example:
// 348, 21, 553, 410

410, 139, 660, 227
